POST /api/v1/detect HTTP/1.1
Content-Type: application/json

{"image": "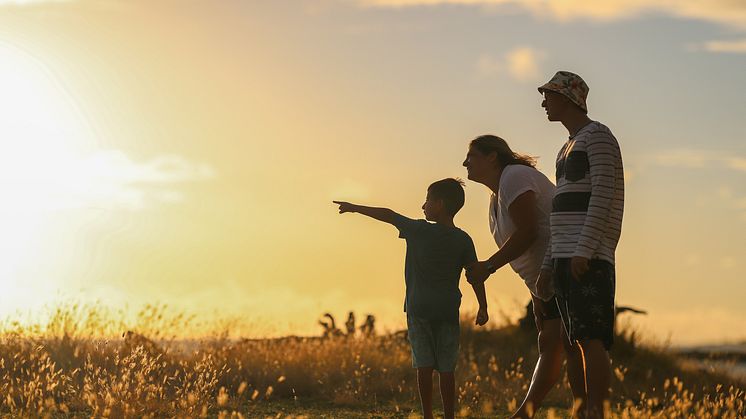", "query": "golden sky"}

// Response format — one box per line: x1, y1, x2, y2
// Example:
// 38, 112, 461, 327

0, 1, 744, 344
